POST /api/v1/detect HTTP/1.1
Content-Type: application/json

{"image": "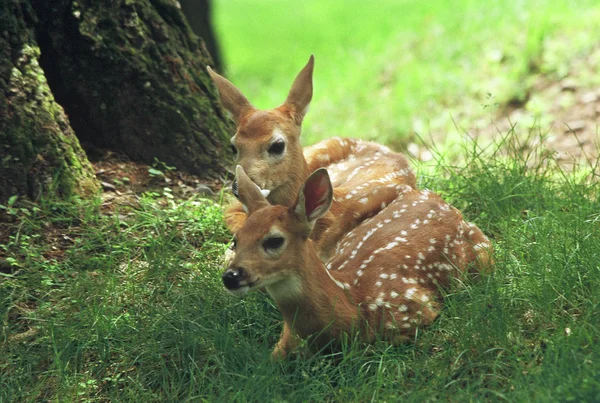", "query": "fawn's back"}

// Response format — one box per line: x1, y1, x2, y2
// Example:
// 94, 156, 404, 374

324, 186, 492, 340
